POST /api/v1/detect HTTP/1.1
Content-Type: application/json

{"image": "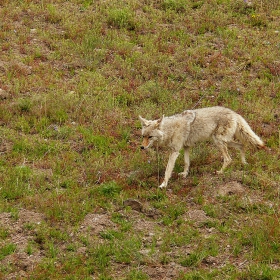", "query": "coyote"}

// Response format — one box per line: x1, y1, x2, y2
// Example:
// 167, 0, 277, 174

139, 106, 264, 188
